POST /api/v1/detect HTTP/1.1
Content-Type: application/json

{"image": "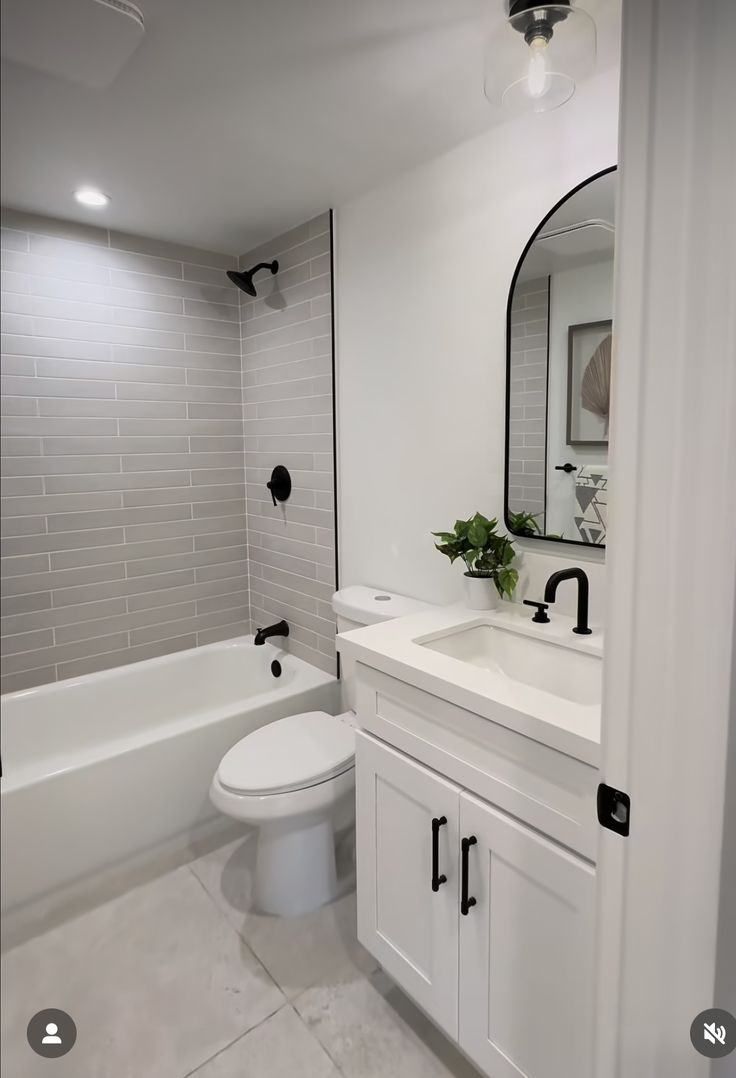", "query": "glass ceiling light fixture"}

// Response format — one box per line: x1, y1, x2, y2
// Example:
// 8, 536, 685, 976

484, 1, 596, 114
